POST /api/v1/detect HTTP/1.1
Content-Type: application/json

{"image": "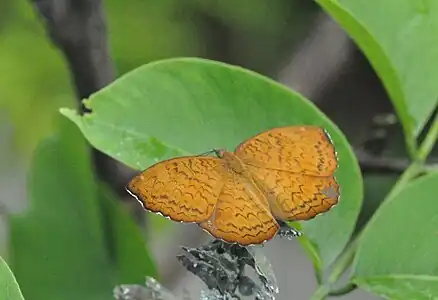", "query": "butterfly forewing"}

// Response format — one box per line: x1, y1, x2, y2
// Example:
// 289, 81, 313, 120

127, 156, 227, 223
235, 126, 338, 176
